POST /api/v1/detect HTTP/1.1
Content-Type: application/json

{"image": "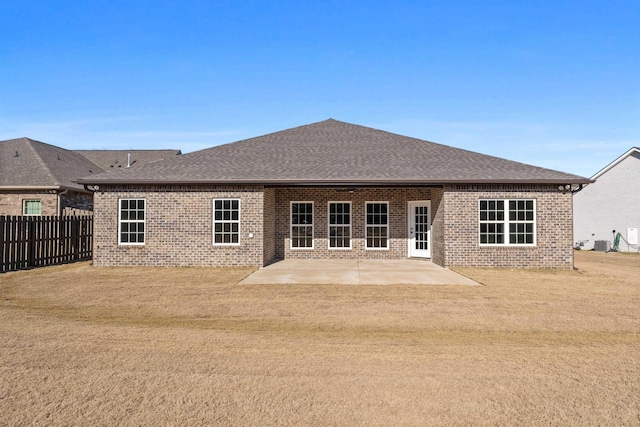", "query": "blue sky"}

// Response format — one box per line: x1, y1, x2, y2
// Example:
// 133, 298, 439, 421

1, 1, 638, 177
